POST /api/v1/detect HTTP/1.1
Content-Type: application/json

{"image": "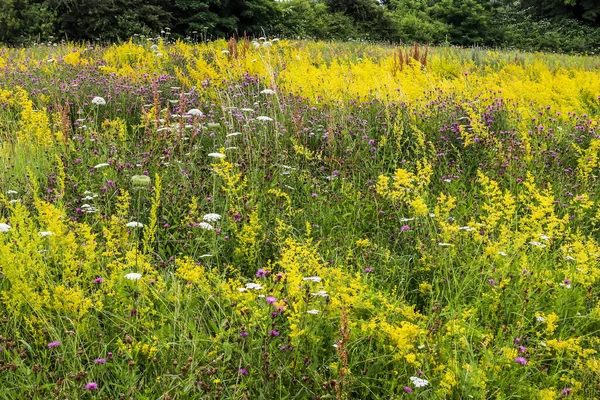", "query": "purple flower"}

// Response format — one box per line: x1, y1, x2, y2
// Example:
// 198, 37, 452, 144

240, 331, 249, 338
311, 193, 317, 198
92, 277, 103, 284
48, 341, 61, 348
85, 382, 98, 390
404, 386, 413, 393
268, 330, 279, 337
363, 267, 374, 273
238, 368, 249, 376
94, 358, 106, 364
519, 346, 527, 354
255, 268, 267, 278
561, 387, 572, 396
514, 357, 528, 365
266, 296, 277, 304
401, 225, 410, 231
